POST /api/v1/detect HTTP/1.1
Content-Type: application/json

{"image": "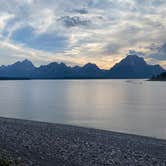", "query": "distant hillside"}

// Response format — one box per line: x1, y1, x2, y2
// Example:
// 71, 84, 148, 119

108, 55, 165, 78
0, 55, 164, 79
0, 59, 35, 78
